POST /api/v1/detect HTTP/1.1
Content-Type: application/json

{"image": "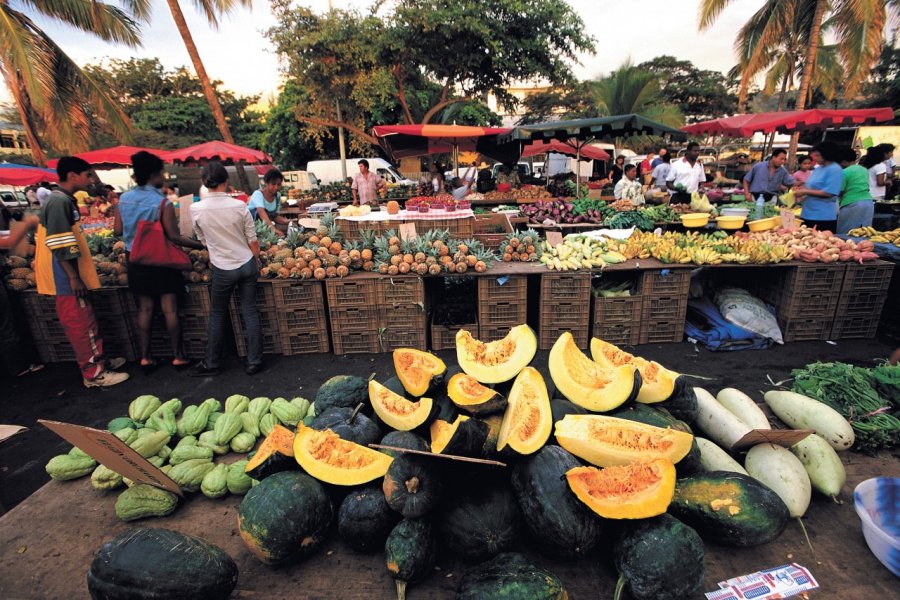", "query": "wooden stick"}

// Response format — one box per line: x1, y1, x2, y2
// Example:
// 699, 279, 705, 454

368, 444, 507, 467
